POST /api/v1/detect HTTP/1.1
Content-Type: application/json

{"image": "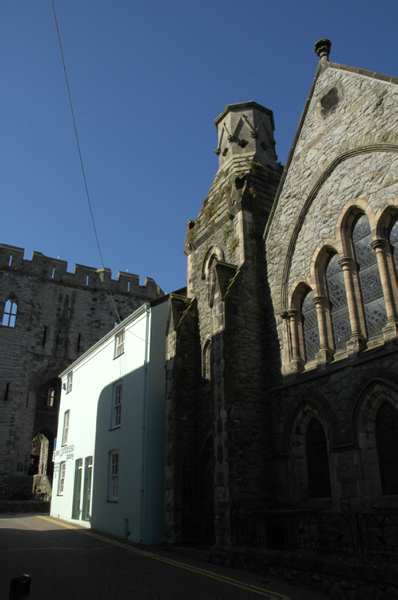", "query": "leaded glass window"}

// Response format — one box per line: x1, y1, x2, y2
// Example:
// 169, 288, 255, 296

352, 215, 387, 338
375, 402, 398, 495
302, 290, 319, 362
307, 418, 331, 498
389, 217, 398, 277
326, 253, 350, 350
